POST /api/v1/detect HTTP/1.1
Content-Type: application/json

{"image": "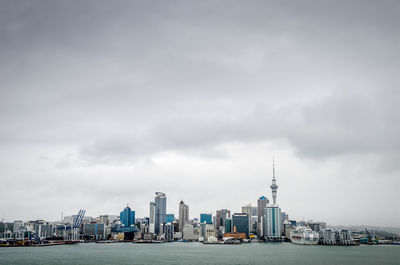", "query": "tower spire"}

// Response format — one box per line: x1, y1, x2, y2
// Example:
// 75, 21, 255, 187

270, 156, 278, 205
273, 156, 275, 180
